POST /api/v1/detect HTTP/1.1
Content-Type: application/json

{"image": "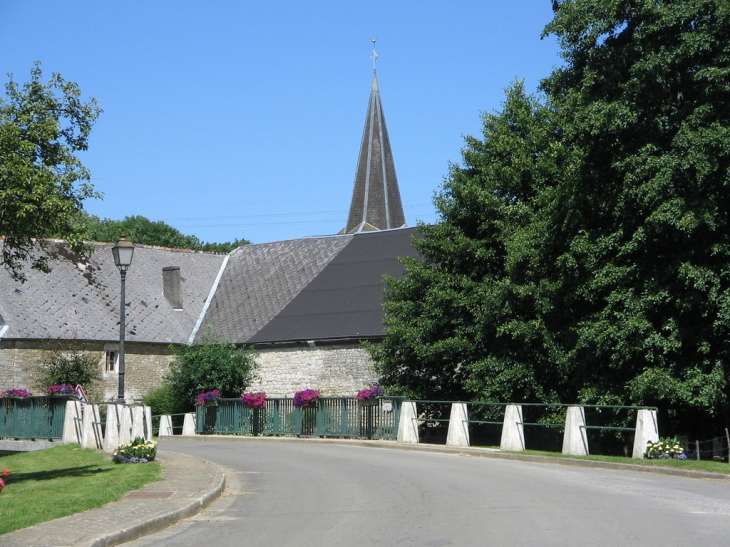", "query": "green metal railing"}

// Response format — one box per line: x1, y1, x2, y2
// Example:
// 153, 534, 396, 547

0, 396, 71, 440
196, 397, 402, 439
